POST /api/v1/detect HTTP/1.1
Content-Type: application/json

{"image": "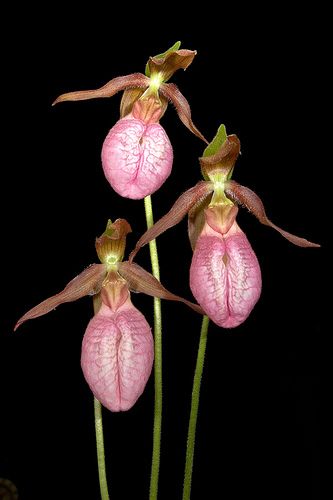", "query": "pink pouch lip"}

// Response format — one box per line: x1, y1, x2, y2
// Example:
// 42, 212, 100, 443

101, 117, 173, 199
81, 300, 154, 412
190, 221, 262, 329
